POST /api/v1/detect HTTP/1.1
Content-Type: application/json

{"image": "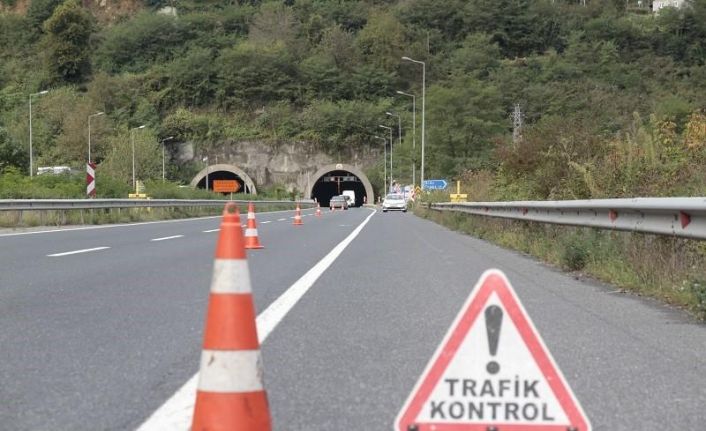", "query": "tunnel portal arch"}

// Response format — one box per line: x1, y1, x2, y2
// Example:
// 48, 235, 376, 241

190, 164, 257, 194
307, 163, 374, 207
